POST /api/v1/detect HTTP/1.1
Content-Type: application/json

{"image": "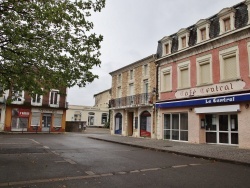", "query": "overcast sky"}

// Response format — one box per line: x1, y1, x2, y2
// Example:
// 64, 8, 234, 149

67, 0, 242, 106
